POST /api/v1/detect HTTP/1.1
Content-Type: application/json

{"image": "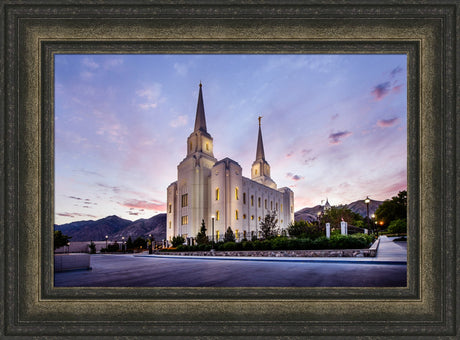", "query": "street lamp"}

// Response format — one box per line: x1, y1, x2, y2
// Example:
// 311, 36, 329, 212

364, 196, 371, 233
105, 235, 108, 248
211, 216, 215, 249
122, 236, 125, 253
